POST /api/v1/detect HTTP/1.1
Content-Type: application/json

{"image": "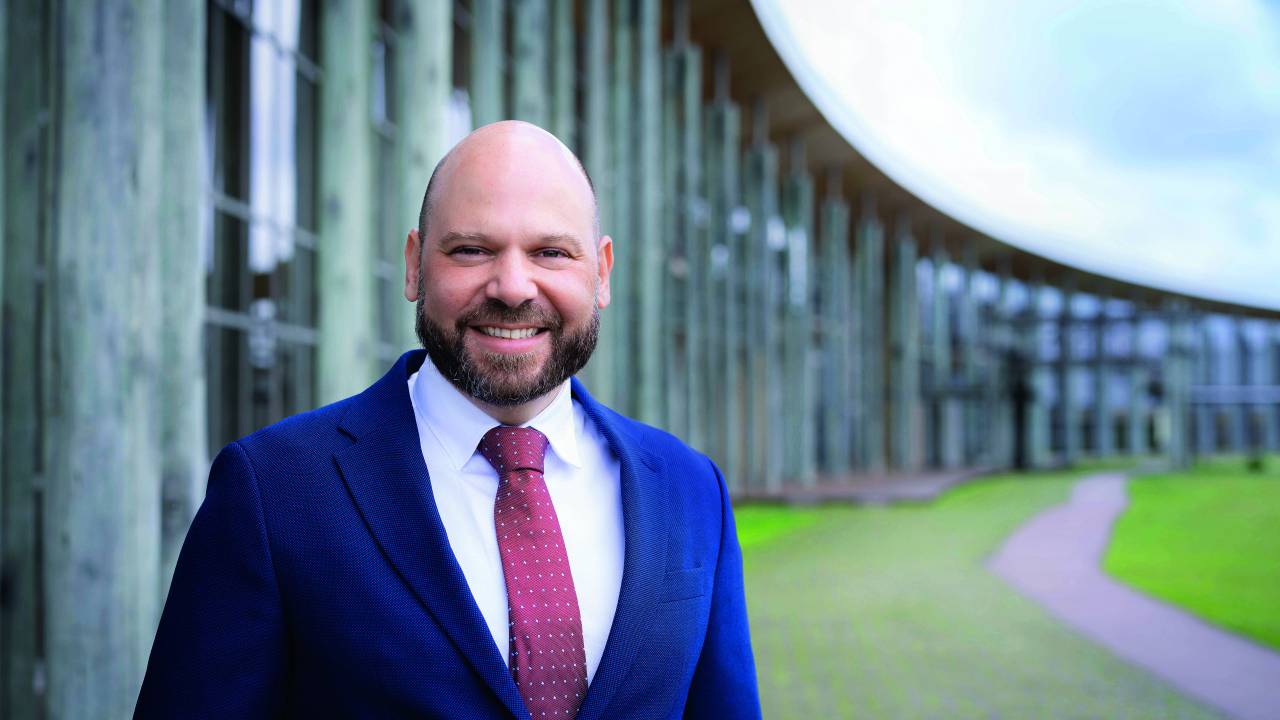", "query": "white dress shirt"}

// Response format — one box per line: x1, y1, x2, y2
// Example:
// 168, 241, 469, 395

407, 357, 624, 682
